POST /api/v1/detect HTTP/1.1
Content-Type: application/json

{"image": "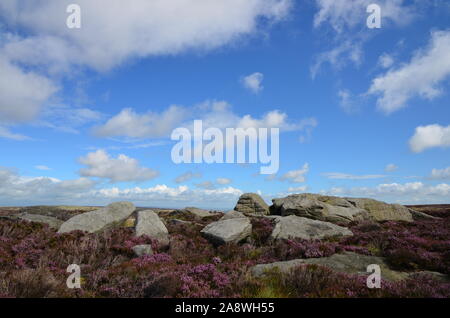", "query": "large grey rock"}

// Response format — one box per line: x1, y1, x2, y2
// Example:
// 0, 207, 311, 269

270, 193, 412, 224
234, 193, 269, 215
135, 210, 169, 248
251, 252, 409, 282
58, 202, 135, 233
132, 244, 153, 257
183, 207, 215, 218
201, 218, 252, 245
270, 215, 353, 241
345, 197, 413, 222
220, 210, 246, 221
16, 213, 64, 230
